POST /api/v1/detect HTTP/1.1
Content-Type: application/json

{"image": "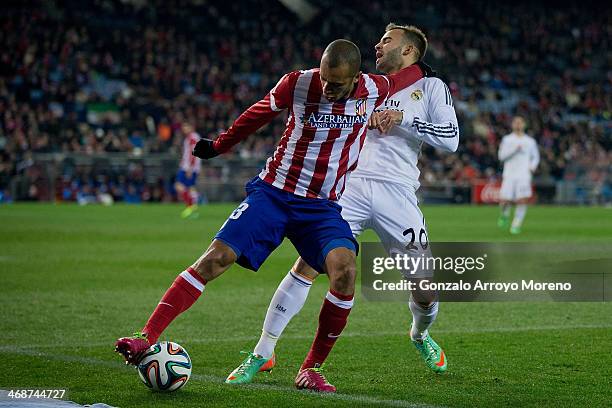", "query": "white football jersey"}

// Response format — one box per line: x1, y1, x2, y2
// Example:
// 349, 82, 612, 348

350, 76, 459, 191
498, 133, 539, 180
